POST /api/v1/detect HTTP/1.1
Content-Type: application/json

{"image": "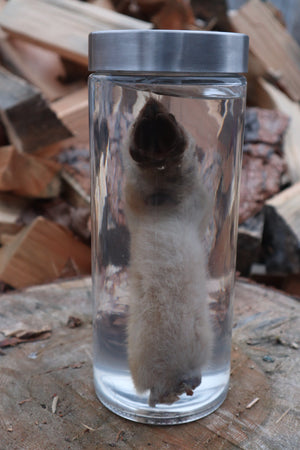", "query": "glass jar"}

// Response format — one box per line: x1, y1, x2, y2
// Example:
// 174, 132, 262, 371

88, 30, 248, 425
